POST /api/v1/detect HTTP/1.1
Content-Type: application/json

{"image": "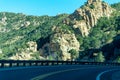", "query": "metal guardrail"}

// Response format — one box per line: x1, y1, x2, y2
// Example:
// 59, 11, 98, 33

0, 60, 120, 68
